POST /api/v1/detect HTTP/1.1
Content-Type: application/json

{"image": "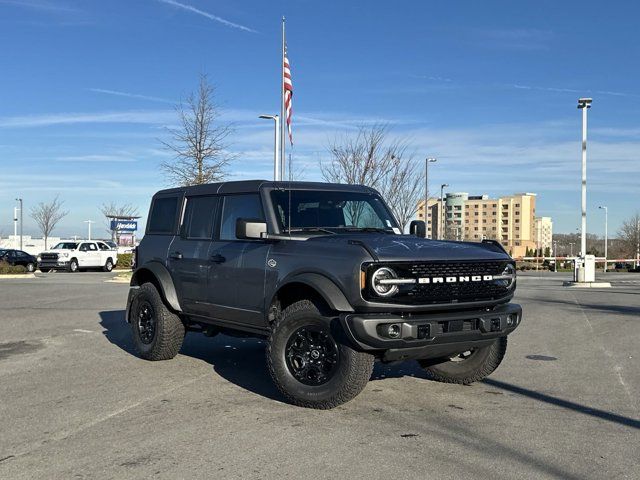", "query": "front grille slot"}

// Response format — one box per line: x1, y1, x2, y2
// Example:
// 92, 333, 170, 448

40, 253, 59, 261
